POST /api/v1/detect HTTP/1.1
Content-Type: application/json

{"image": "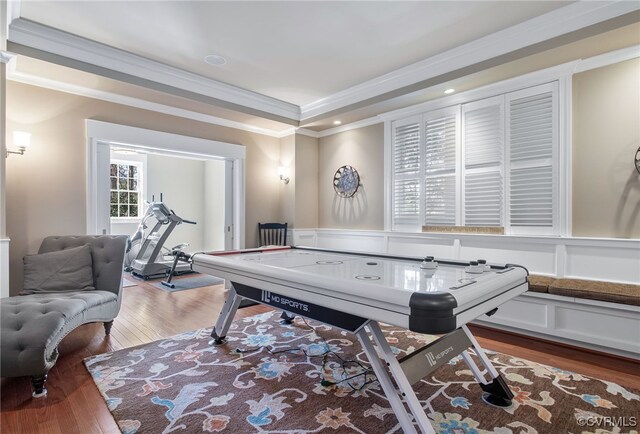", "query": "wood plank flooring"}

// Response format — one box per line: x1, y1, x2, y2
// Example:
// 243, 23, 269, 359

1, 279, 638, 433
